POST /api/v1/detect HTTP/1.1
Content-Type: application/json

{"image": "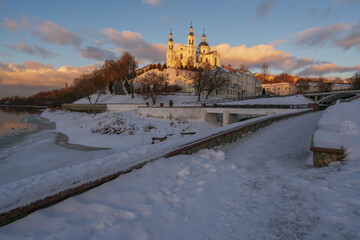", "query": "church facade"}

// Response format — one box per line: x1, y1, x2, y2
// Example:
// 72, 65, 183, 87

166, 24, 220, 68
